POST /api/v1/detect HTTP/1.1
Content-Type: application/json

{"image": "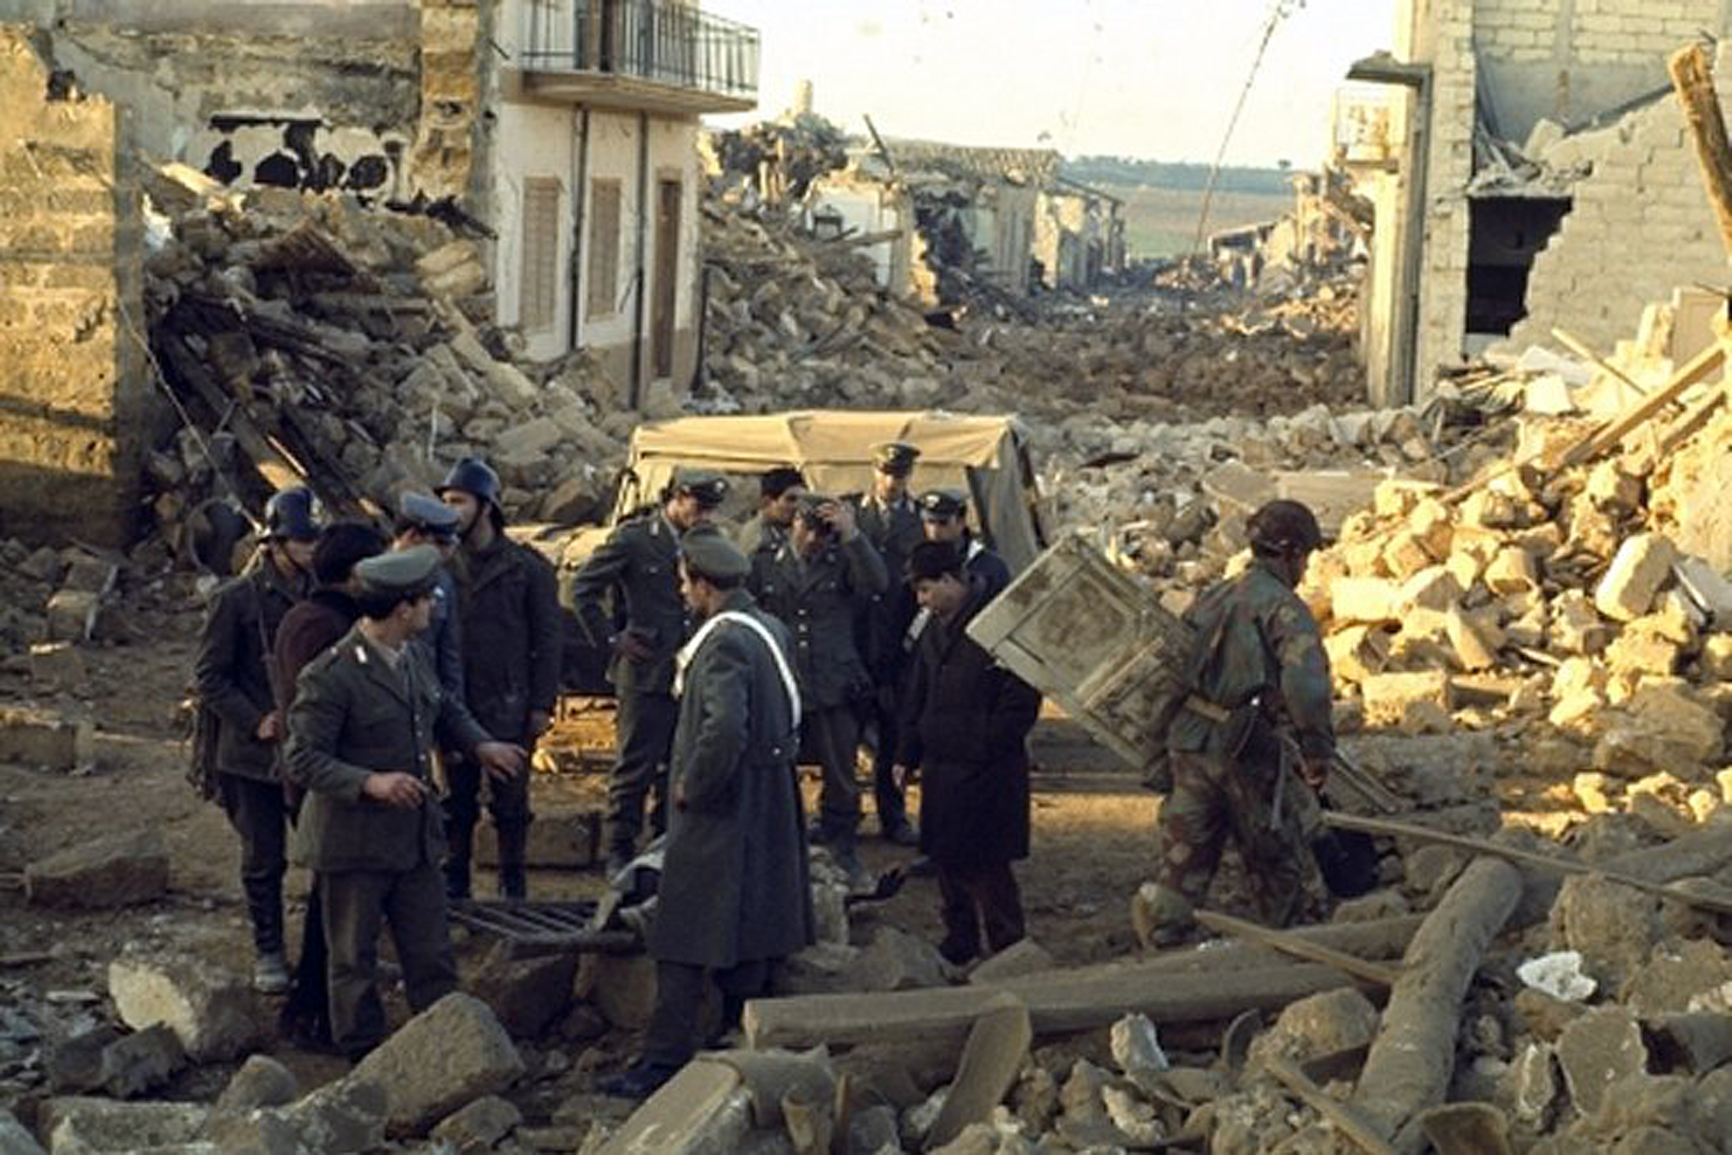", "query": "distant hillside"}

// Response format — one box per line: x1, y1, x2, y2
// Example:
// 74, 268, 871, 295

1062, 156, 1294, 195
